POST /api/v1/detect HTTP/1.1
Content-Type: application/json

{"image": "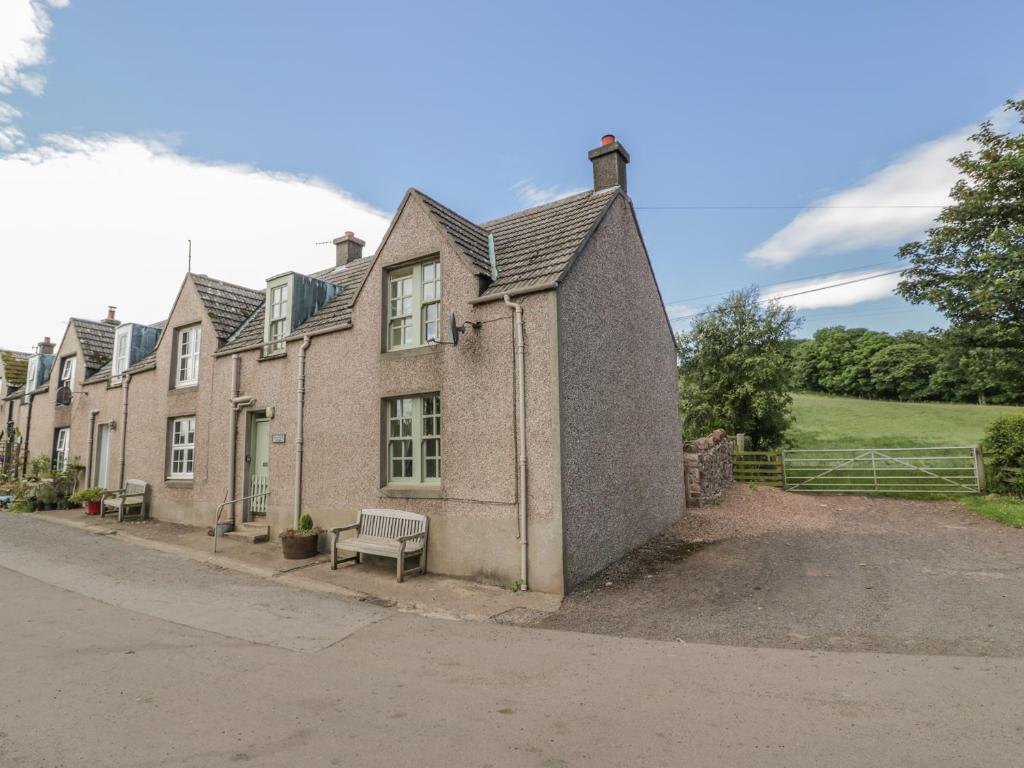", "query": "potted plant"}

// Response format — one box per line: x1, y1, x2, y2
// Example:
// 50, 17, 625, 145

280, 513, 322, 559
36, 480, 58, 511
27, 455, 51, 482
70, 487, 105, 515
